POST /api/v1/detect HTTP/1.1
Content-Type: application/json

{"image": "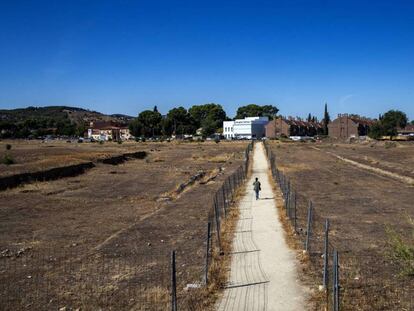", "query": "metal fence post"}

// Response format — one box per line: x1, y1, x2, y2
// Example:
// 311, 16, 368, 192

229, 176, 233, 201
305, 201, 313, 252
332, 249, 337, 311
171, 250, 177, 311
231, 173, 234, 191
285, 181, 290, 216
323, 219, 330, 289
293, 191, 297, 232
214, 202, 222, 253
222, 186, 227, 213
205, 222, 211, 285
334, 250, 340, 311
